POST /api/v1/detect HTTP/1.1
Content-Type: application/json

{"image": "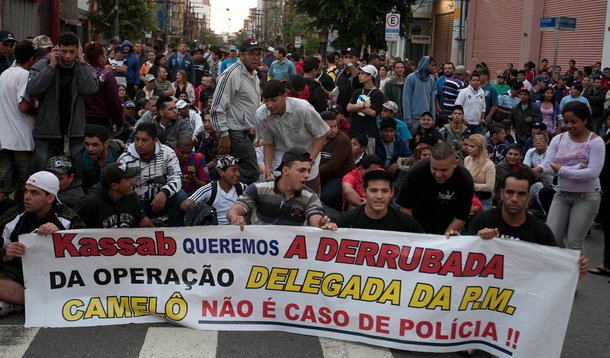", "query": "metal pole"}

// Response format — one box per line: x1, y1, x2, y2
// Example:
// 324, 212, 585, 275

114, 0, 120, 40
552, 23, 559, 78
